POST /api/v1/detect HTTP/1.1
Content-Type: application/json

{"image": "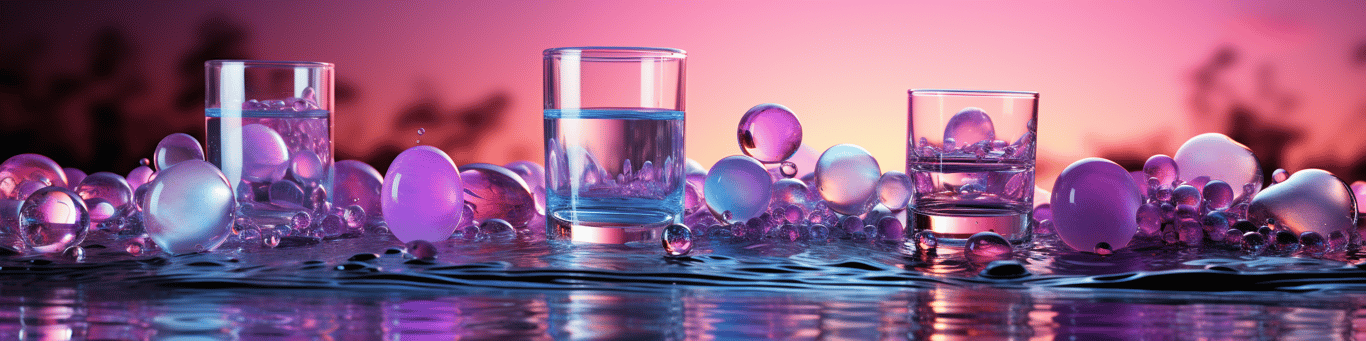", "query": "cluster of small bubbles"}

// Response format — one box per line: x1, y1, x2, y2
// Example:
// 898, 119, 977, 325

965, 231, 1012, 261
404, 240, 438, 259
19, 186, 90, 254
737, 103, 803, 163
662, 224, 693, 256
